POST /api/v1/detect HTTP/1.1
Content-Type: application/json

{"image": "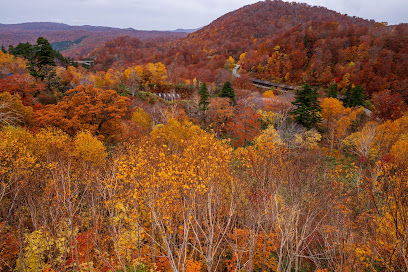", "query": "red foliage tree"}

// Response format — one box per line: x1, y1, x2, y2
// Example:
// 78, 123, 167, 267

0, 74, 45, 107
372, 90, 407, 120
227, 106, 262, 147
